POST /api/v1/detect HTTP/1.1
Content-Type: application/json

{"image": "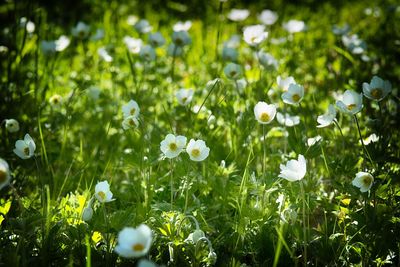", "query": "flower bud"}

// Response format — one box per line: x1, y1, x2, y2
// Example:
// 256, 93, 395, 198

82, 206, 93, 221
5, 119, 20, 133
